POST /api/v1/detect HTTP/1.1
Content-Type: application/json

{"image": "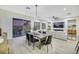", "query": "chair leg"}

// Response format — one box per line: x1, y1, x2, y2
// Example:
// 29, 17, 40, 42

51, 43, 52, 49
75, 41, 79, 50
39, 42, 42, 50
47, 45, 48, 53
8, 47, 9, 54
28, 41, 31, 45
76, 46, 79, 54
33, 43, 35, 50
